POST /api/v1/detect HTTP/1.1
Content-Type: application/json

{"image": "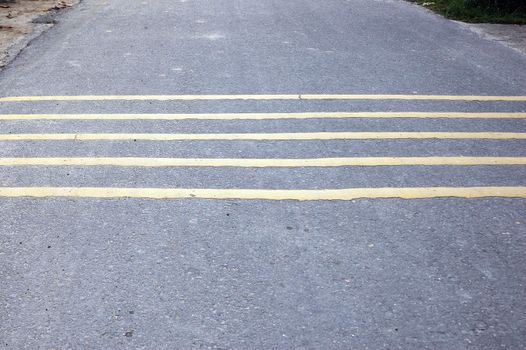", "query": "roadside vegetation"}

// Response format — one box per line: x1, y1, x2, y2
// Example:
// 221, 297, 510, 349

415, 0, 526, 24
